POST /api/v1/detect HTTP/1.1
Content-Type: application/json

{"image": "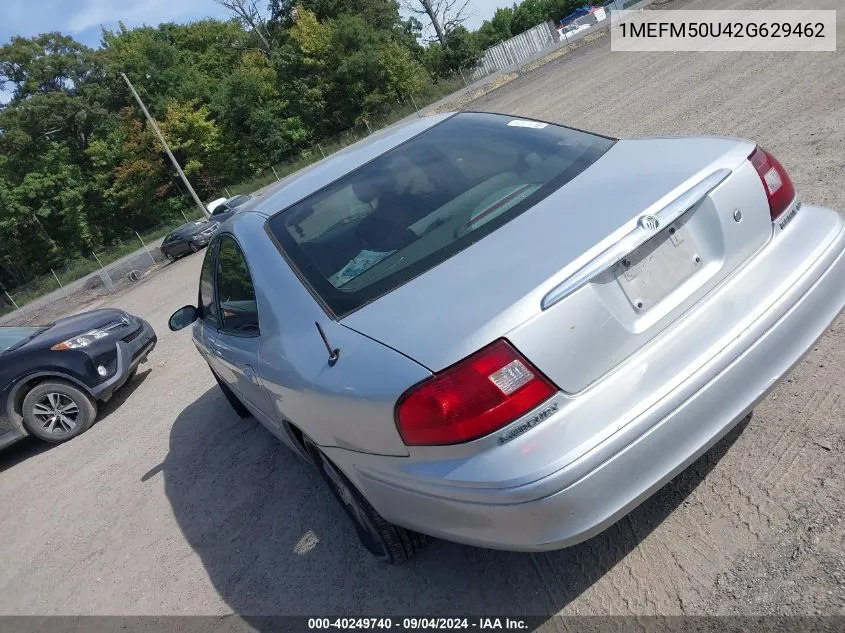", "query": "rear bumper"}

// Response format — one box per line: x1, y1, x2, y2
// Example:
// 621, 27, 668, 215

325, 205, 845, 551
90, 319, 157, 400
